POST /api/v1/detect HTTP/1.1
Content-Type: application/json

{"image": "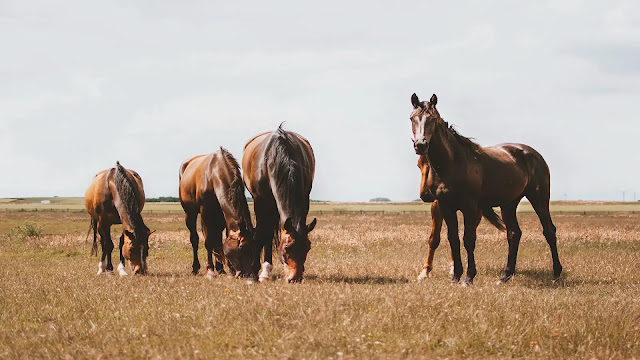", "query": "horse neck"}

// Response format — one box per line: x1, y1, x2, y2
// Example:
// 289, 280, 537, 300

274, 182, 310, 231
426, 121, 456, 176
221, 197, 252, 233
116, 202, 142, 233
